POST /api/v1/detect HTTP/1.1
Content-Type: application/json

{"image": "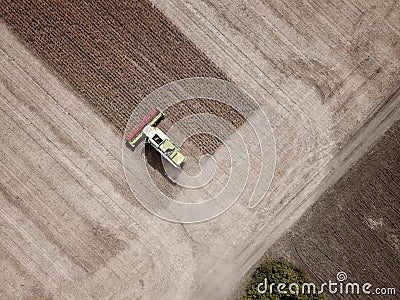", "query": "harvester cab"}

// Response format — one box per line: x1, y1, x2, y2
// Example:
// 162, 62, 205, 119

126, 108, 186, 168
